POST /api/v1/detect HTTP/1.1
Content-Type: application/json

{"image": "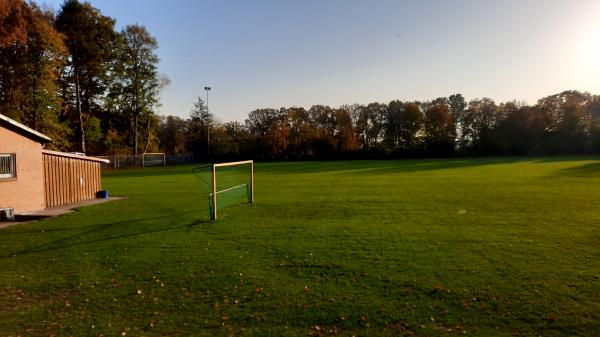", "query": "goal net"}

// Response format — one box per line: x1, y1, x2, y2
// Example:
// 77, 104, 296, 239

142, 153, 165, 167
193, 160, 254, 220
